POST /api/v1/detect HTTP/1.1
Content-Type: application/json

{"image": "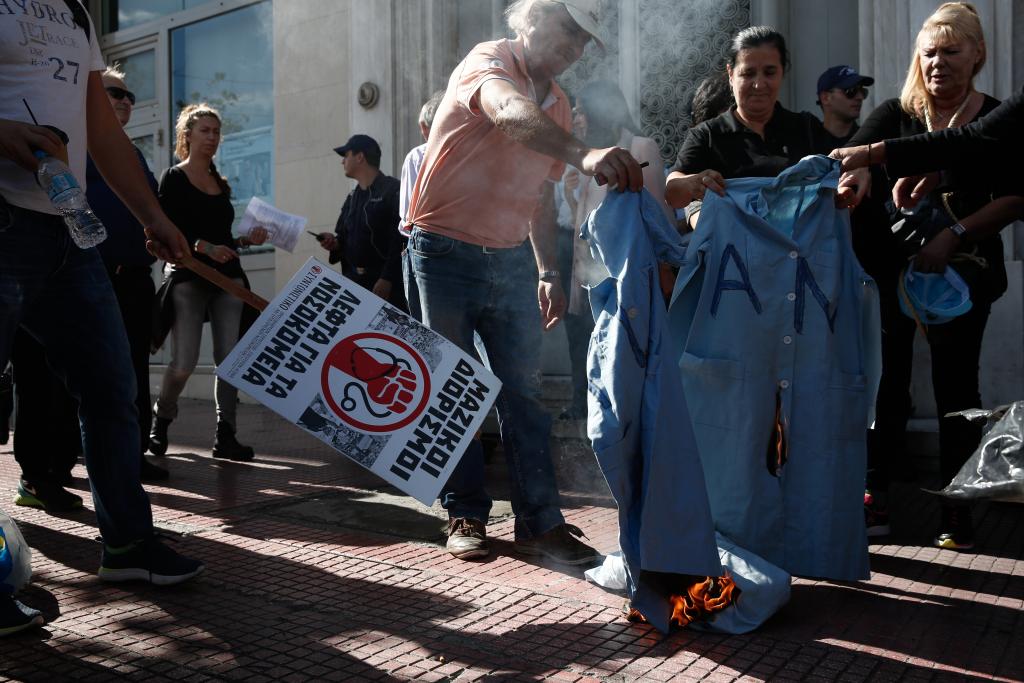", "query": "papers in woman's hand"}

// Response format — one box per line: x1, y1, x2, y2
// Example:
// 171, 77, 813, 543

238, 197, 307, 252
